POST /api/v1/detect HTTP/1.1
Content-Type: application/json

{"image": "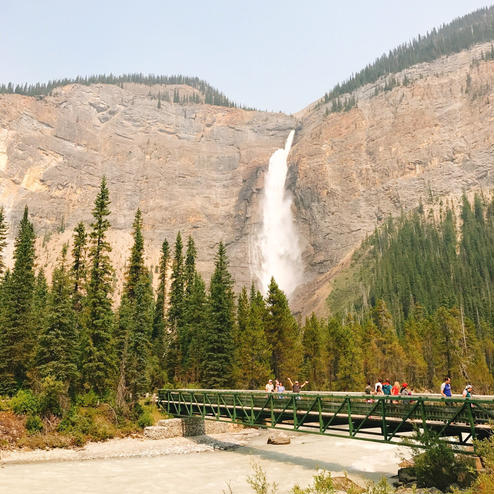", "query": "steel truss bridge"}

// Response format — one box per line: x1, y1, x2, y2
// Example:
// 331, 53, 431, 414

158, 389, 494, 451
